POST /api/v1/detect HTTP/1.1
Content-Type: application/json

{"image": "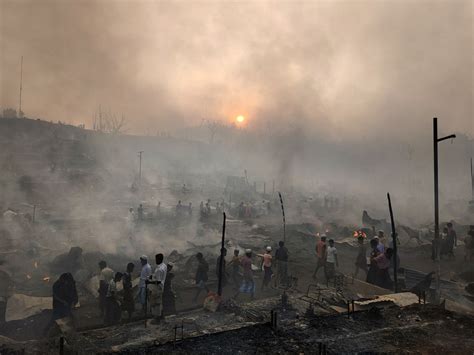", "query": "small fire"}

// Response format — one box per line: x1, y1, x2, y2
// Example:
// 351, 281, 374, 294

43, 276, 51, 282
34, 261, 38, 269
353, 230, 367, 238
26, 274, 32, 280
